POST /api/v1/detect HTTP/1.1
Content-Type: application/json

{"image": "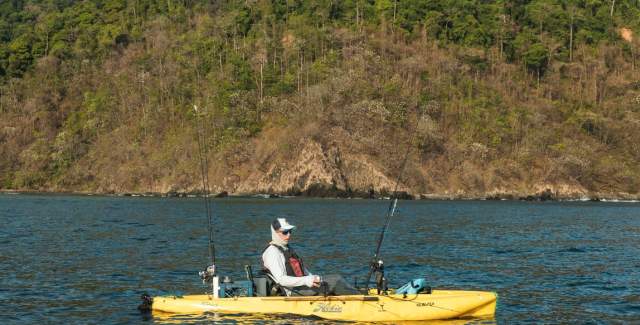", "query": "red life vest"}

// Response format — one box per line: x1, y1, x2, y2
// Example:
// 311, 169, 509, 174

263, 244, 306, 277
